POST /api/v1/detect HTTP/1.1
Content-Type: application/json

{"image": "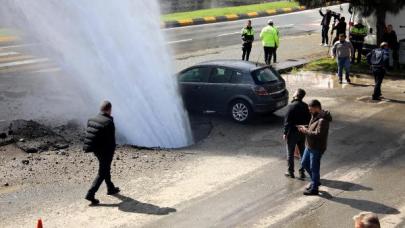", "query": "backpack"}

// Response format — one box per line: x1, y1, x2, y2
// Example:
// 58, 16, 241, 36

367, 49, 386, 66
